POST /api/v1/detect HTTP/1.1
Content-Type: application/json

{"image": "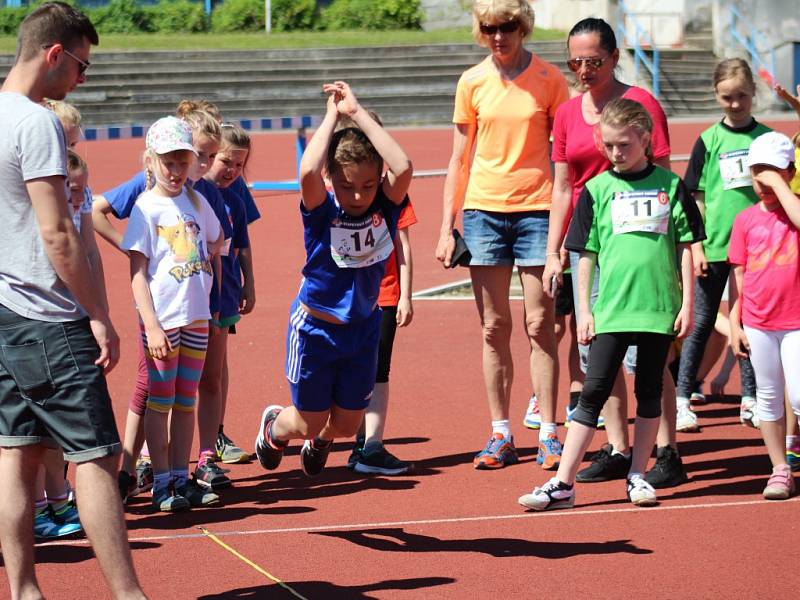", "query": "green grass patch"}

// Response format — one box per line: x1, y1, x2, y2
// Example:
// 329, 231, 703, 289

0, 27, 565, 54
